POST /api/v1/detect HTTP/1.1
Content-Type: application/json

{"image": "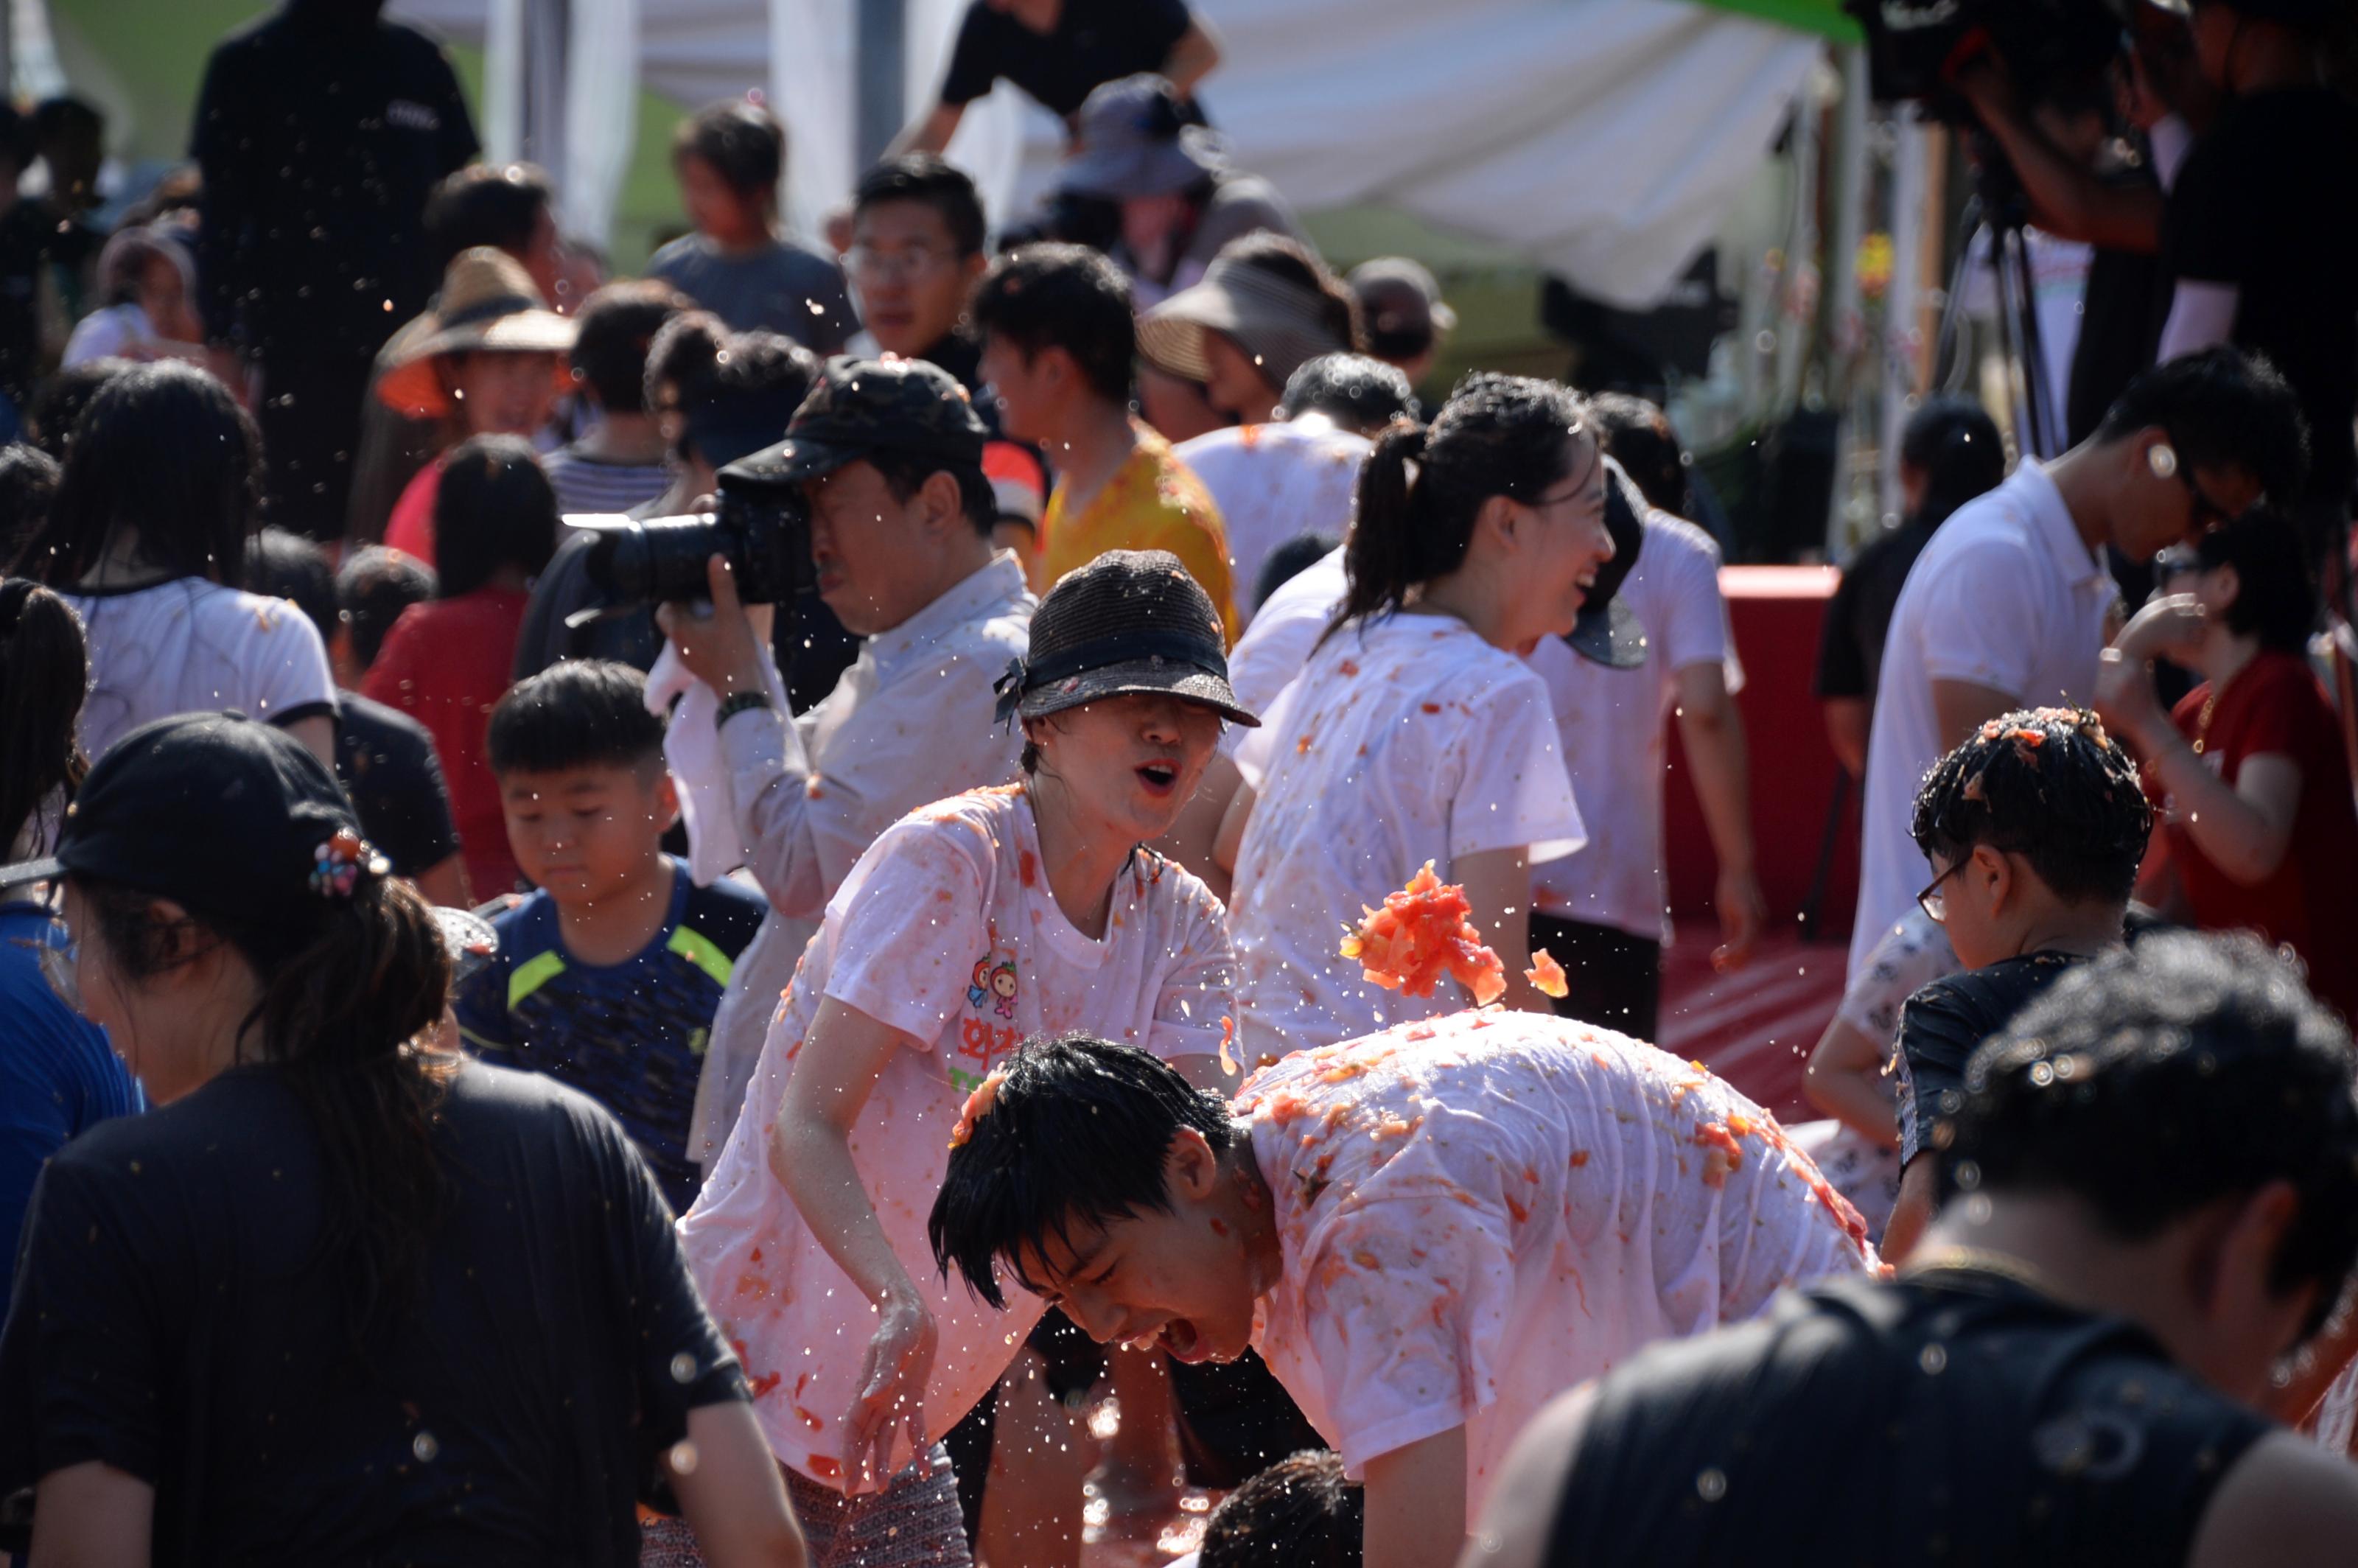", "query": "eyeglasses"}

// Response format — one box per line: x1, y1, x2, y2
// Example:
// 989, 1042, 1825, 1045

846, 245, 961, 282
2177, 468, 2239, 537
1917, 861, 1966, 924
